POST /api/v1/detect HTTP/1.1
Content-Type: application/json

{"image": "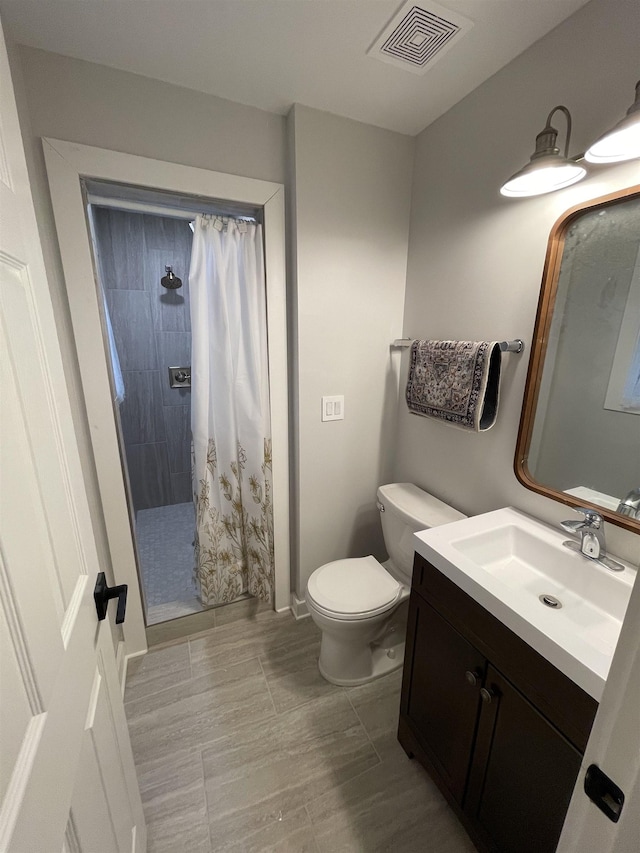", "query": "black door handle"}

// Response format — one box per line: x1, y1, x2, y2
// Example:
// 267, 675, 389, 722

93, 572, 128, 624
